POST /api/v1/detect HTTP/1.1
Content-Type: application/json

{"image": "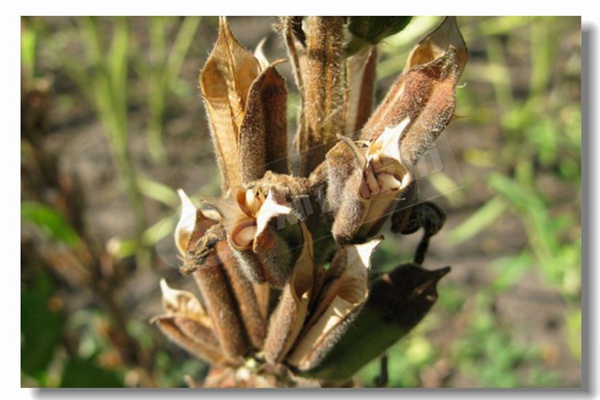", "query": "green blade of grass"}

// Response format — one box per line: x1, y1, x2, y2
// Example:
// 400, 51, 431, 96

166, 16, 202, 87
447, 196, 508, 245
21, 201, 81, 246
